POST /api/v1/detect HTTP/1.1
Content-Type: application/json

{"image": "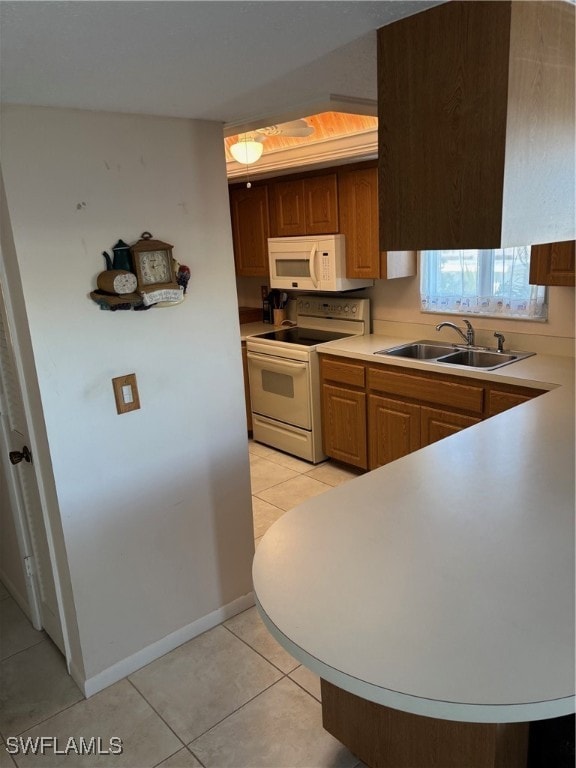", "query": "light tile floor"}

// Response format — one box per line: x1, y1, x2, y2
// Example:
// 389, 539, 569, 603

0, 441, 363, 768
